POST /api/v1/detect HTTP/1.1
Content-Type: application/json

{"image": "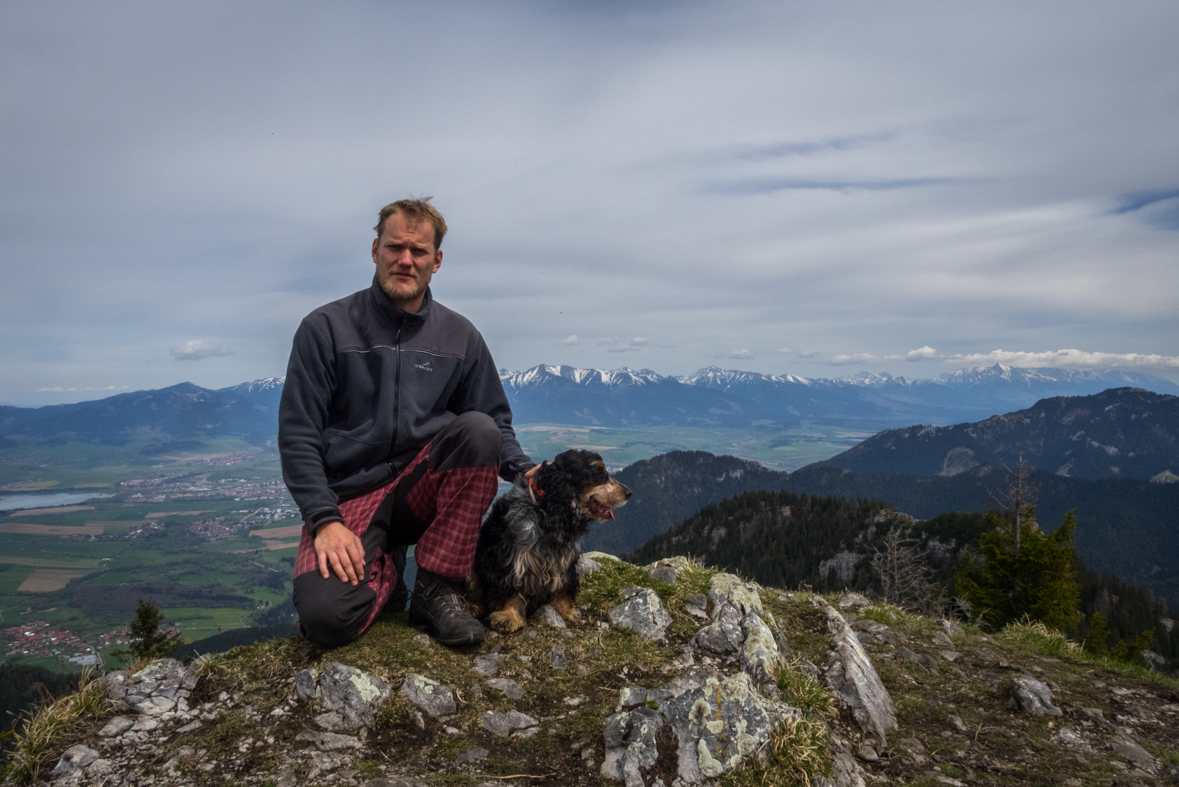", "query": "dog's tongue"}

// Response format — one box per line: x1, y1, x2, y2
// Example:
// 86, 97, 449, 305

607, 509, 615, 521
